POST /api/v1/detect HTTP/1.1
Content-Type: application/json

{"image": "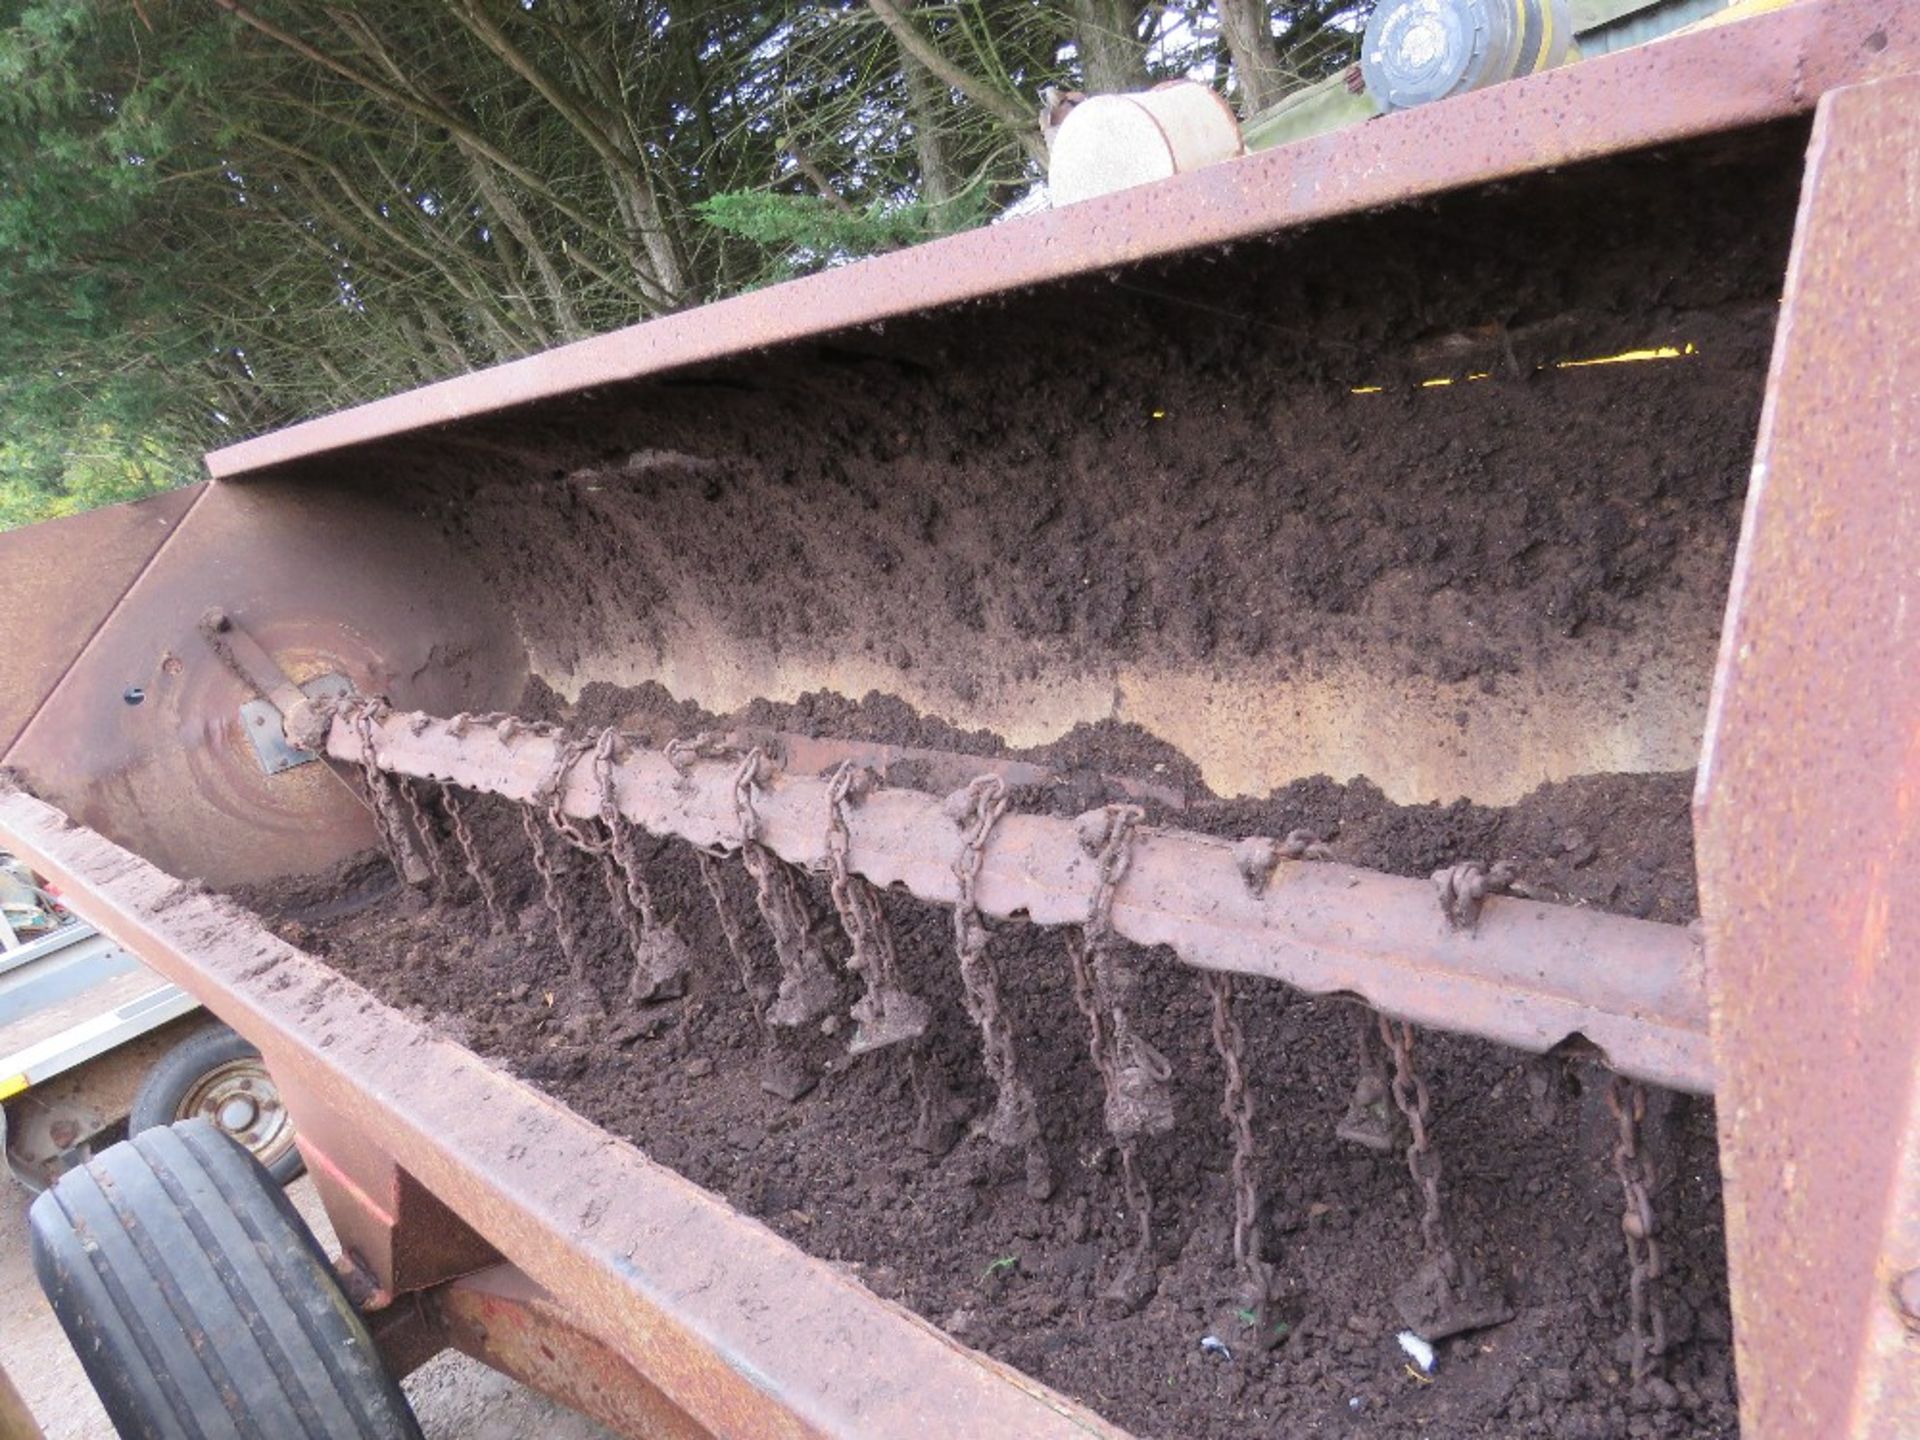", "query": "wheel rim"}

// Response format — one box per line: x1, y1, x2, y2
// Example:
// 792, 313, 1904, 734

177, 1058, 297, 1172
